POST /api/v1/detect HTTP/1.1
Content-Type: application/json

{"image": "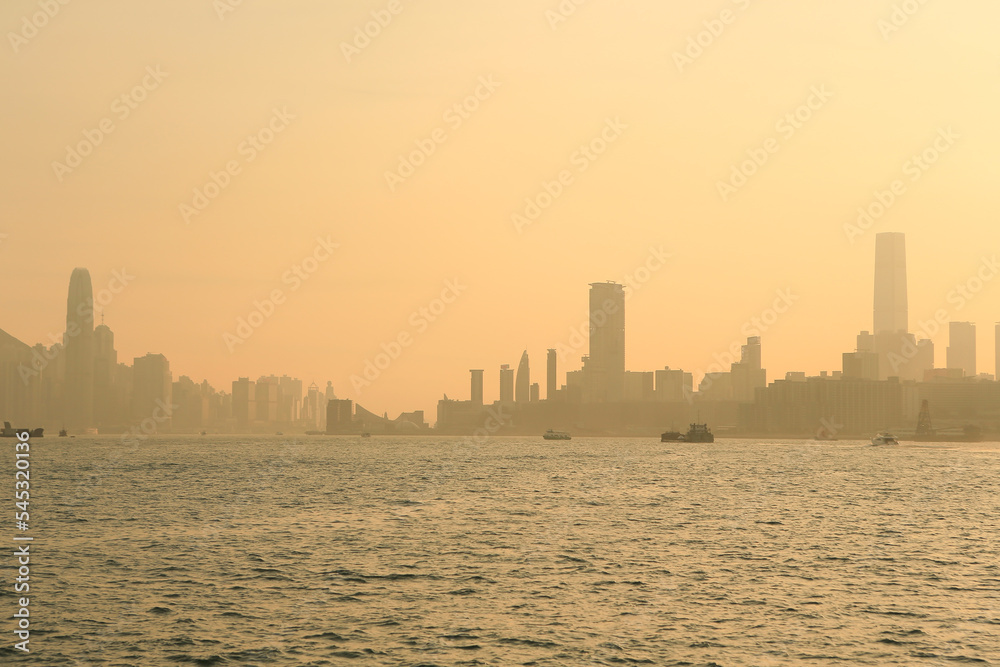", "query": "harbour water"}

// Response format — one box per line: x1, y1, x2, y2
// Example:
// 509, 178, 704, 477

6, 436, 1000, 665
